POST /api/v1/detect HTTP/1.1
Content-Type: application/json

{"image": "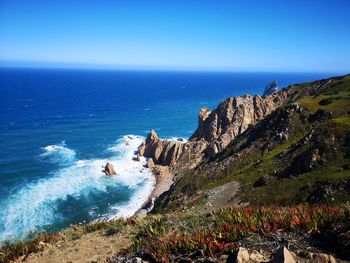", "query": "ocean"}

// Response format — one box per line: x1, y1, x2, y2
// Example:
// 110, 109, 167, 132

0, 68, 335, 240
